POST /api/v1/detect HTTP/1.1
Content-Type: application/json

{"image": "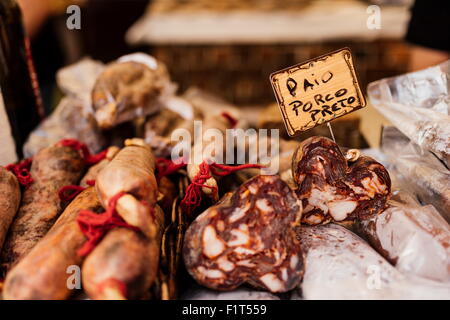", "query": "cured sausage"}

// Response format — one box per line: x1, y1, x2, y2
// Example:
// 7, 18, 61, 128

144, 107, 198, 158
82, 205, 164, 300
2, 188, 102, 300
292, 136, 391, 225
183, 112, 263, 215
298, 224, 450, 299
157, 176, 177, 215
186, 113, 232, 201
184, 175, 303, 293
76, 138, 162, 299
1, 143, 85, 271
94, 139, 158, 238
79, 146, 120, 187
0, 167, 20, 251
